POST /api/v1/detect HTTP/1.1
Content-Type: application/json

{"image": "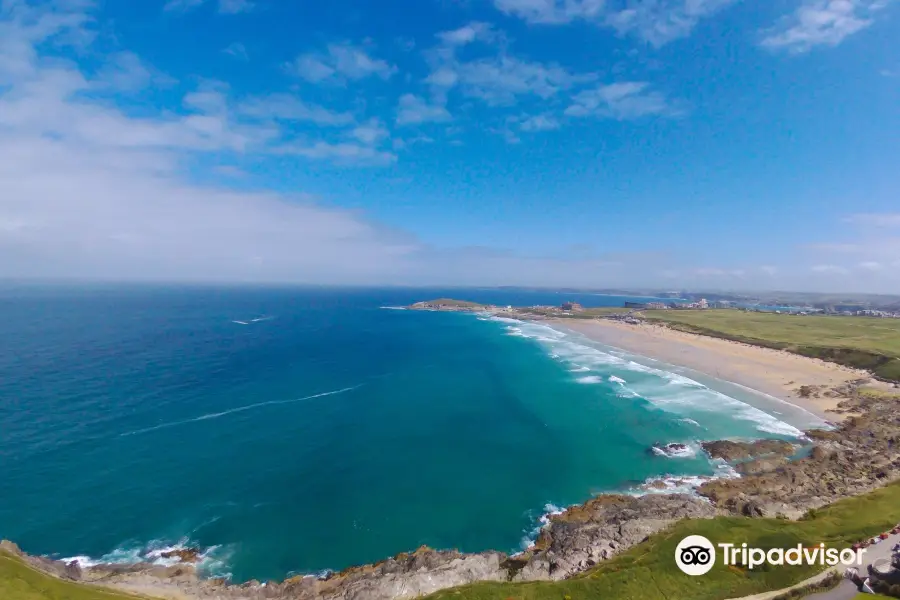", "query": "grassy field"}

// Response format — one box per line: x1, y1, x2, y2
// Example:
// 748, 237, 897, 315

638, 310, 900, 382
0, 552, 150, 600
424, 481, 900, 600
